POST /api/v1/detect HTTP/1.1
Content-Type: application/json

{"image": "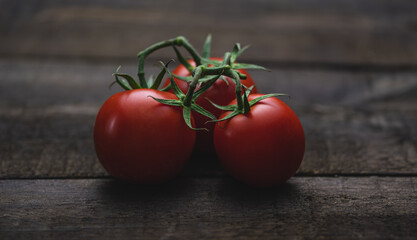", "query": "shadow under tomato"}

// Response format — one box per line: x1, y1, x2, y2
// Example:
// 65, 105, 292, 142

179, 154, 226, 177
215, 176, 302, 207
96, 176, 194, 205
